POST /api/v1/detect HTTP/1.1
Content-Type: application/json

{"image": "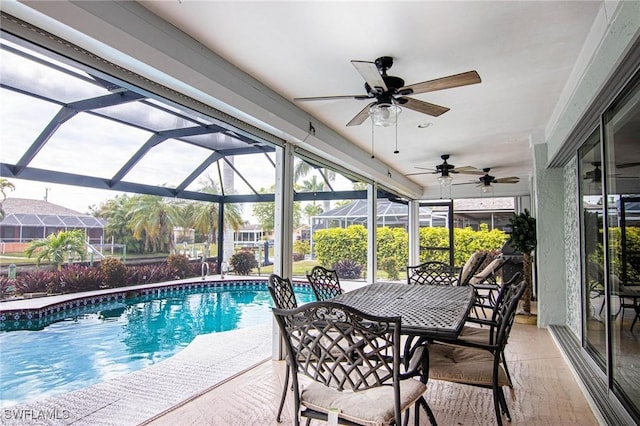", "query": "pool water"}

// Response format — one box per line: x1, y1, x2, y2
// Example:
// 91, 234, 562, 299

0, 284, 314, 407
